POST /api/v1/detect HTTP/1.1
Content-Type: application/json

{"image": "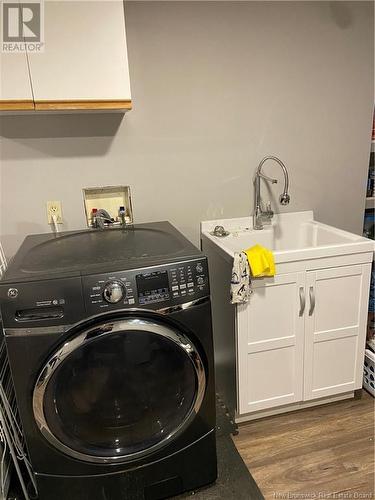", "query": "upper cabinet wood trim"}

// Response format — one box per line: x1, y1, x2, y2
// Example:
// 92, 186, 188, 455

0, 100, 35, 111
34, 100, 132, 111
